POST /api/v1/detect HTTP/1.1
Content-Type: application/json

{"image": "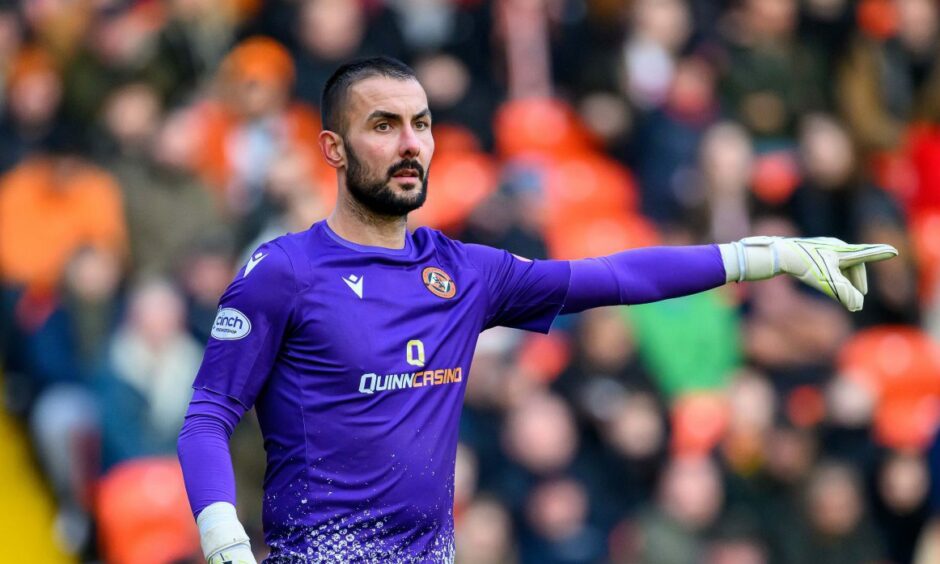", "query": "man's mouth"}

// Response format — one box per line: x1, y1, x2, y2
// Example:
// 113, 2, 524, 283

393, 169, 420, 178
